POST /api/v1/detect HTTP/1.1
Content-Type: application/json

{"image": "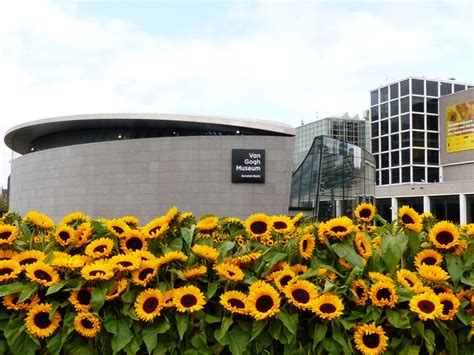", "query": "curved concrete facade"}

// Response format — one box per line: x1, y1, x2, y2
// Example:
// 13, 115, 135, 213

9, 135, 295, 222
